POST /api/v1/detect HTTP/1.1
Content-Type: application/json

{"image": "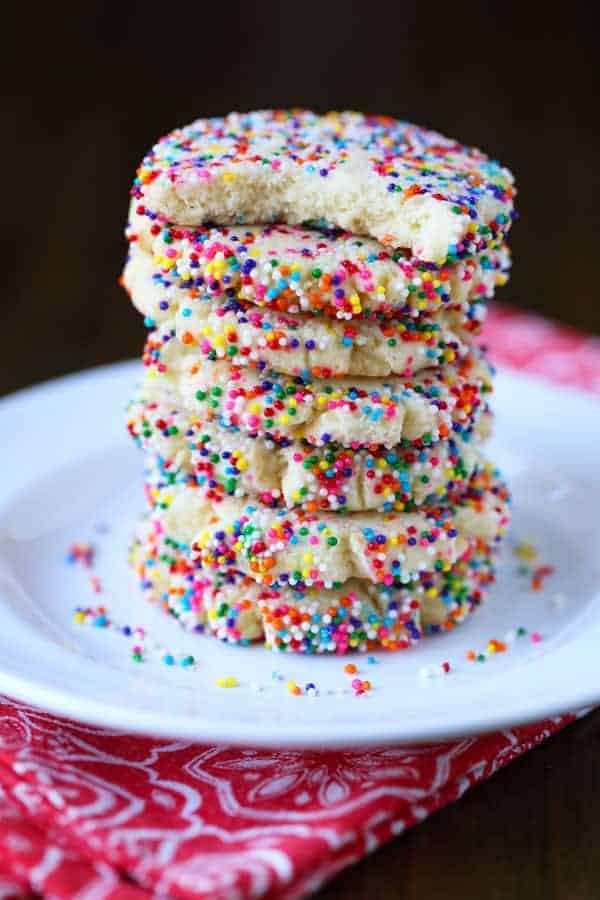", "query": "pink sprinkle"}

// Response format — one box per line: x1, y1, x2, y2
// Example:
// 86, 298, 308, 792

531, 631, 542, 643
